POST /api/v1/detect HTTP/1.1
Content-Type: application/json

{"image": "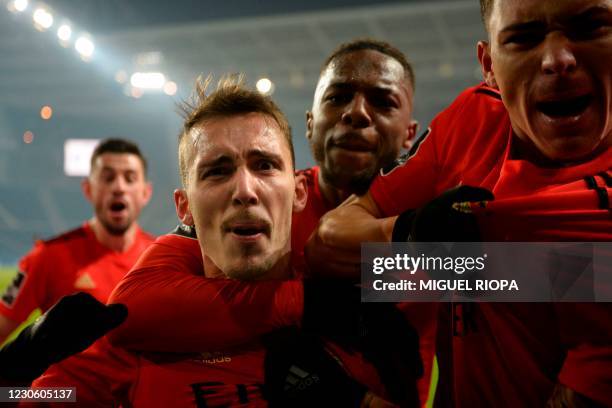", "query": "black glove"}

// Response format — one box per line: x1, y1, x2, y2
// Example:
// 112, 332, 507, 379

301, 281, 422, 406
263, 327, 366, 407
392, 186, 494, 242
0, 292, 127, 384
